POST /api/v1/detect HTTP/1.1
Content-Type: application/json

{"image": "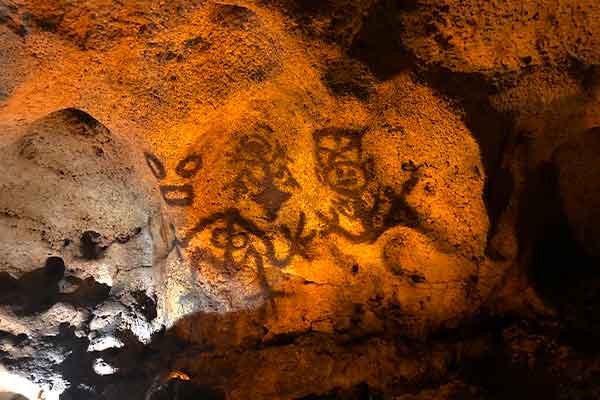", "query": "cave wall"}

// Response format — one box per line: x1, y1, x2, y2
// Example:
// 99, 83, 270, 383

0, 1, 599, 399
